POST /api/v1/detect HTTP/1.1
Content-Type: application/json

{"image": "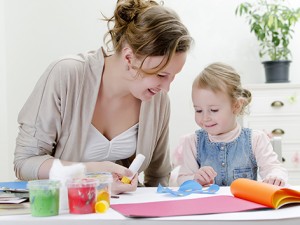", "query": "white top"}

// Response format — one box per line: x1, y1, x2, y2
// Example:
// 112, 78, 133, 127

82, 123, 138, 162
